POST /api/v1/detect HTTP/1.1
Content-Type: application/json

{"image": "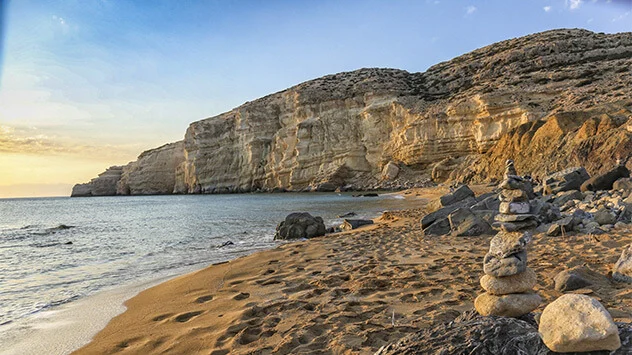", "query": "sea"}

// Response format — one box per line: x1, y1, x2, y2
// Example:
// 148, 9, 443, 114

0, 192, 416, 354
